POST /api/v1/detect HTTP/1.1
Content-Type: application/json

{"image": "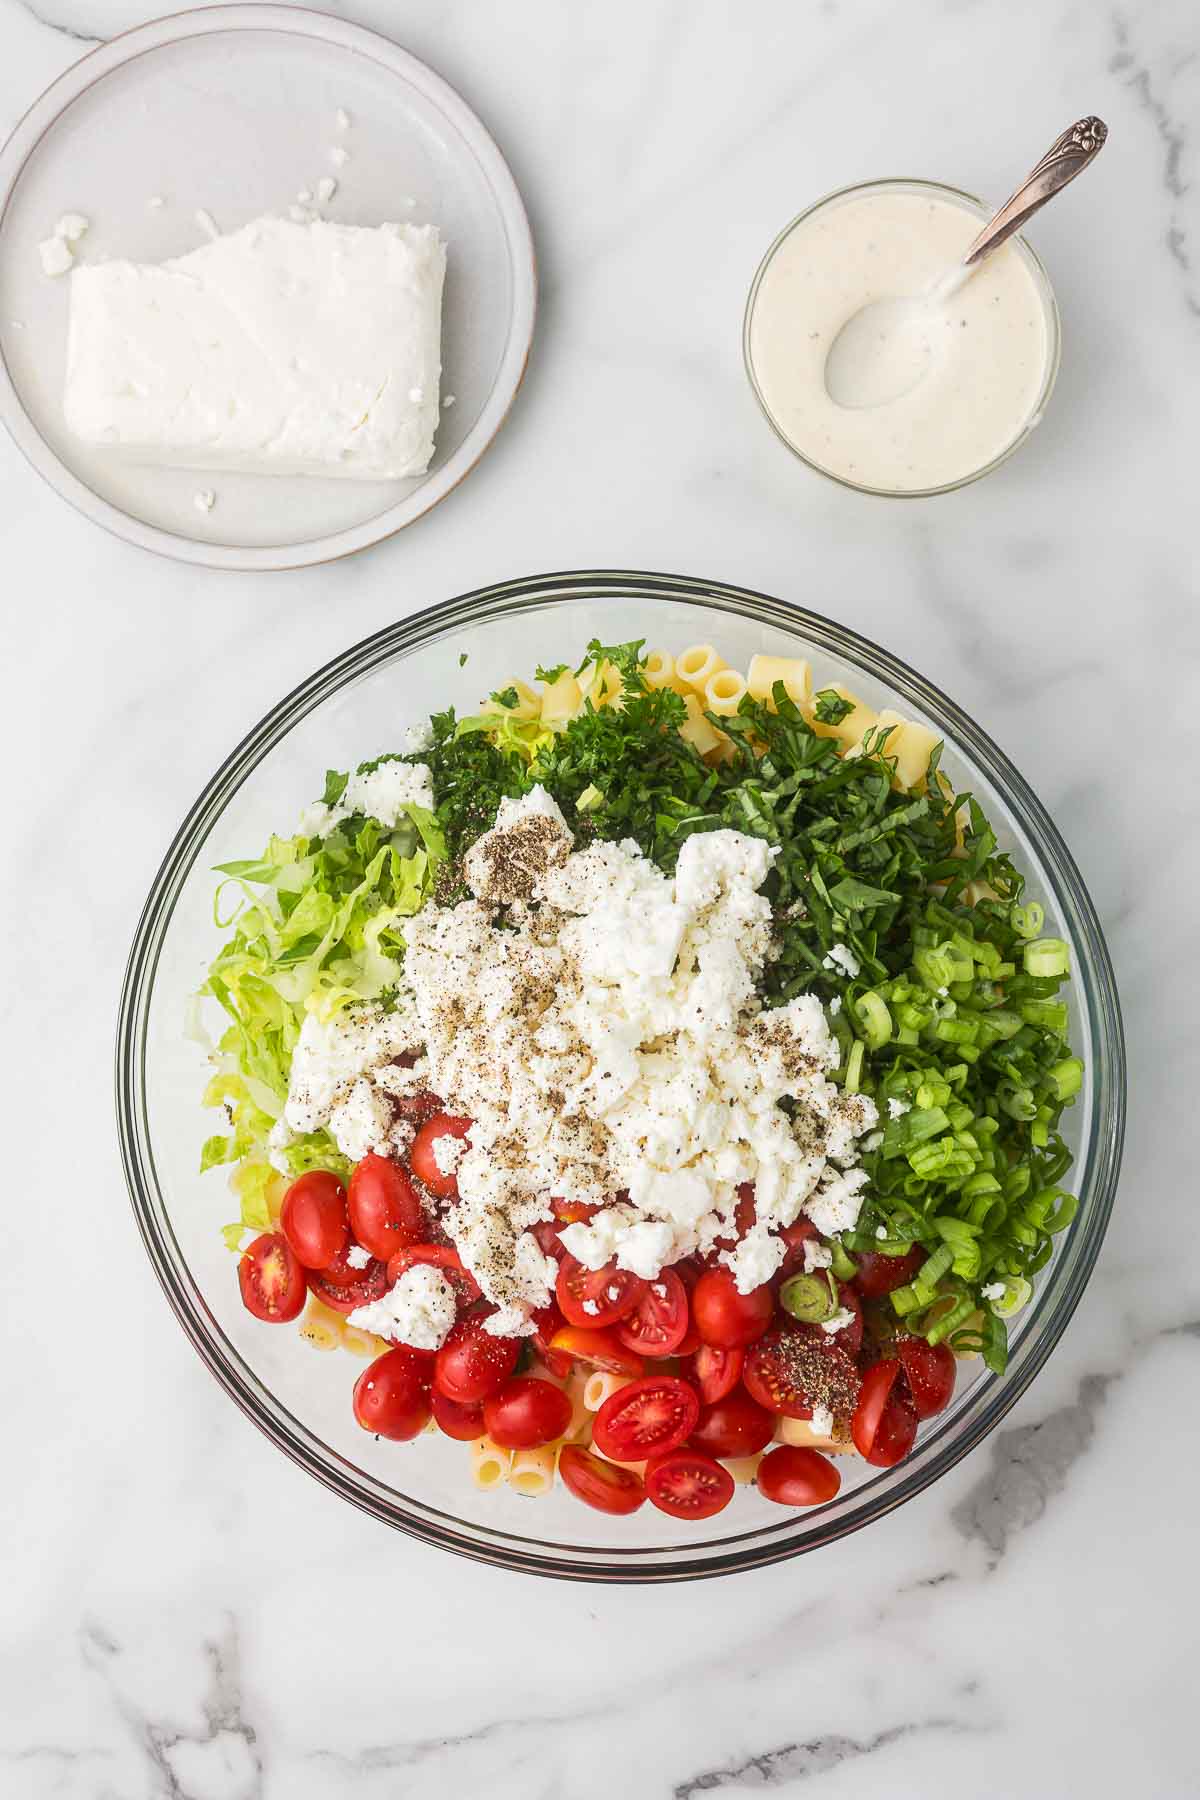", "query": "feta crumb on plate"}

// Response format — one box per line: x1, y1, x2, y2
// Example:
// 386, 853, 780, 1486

39, 236, 73, 277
